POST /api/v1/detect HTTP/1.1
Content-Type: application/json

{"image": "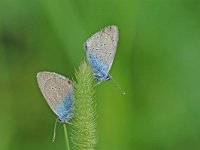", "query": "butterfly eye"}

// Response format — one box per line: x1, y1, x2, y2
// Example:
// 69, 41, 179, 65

106, 76, 111, 80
